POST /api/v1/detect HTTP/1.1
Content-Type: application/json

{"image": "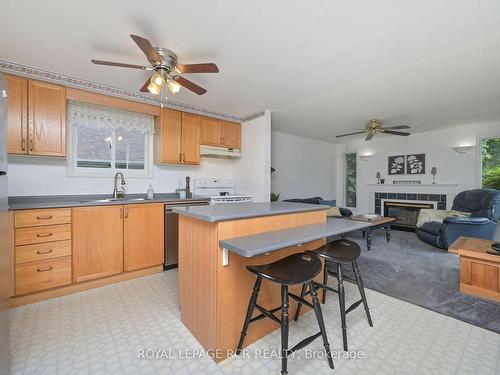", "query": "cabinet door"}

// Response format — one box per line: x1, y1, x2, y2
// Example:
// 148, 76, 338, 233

158, 108, 182, 164
73, 206, 123, 283
200, 117, 222, 146
124, 203, 164, 271
181, 113, 201, 165
221, 121, 241, 149
5, 75, 28, 154
28, 80, 66, 157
